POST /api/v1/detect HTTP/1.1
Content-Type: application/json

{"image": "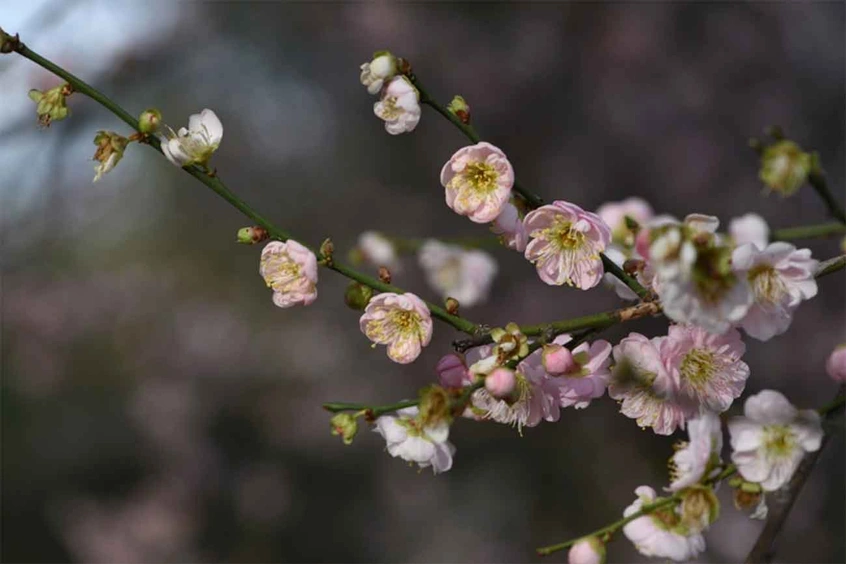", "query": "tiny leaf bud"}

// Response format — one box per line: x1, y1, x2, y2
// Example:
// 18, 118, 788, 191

447, 95, 471, 124
445, 297, 460, 315
378, 266, 392, 284
236, 226, 269, 245
138, 108, 162, 134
